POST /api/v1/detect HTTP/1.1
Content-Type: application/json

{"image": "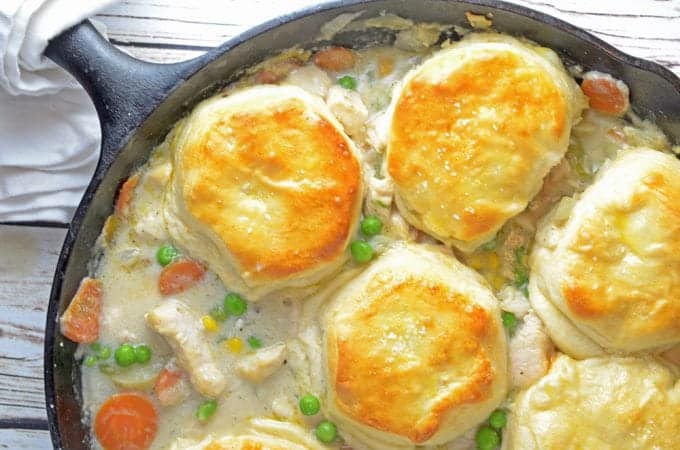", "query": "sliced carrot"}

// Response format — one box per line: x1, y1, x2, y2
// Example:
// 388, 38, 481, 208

581, 72, 630, 116
94, 393, 158, 450
255, 69, 281, 84
158, 257, 205, 296
115, 173, 140, 215
154, 366, 187, 407
60, 277, 102, 343
254, 58, 302, 84
312, 46, 355, 71
154, 367, 181, 393
377, 56, 395, 77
